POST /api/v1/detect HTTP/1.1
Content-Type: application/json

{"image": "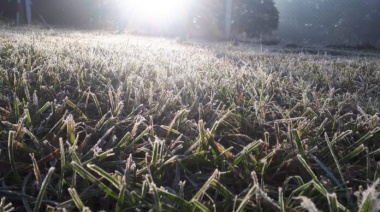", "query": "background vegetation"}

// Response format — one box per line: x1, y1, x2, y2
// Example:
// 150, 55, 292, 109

276, 0, 380, 45
1, 0, 279, 38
